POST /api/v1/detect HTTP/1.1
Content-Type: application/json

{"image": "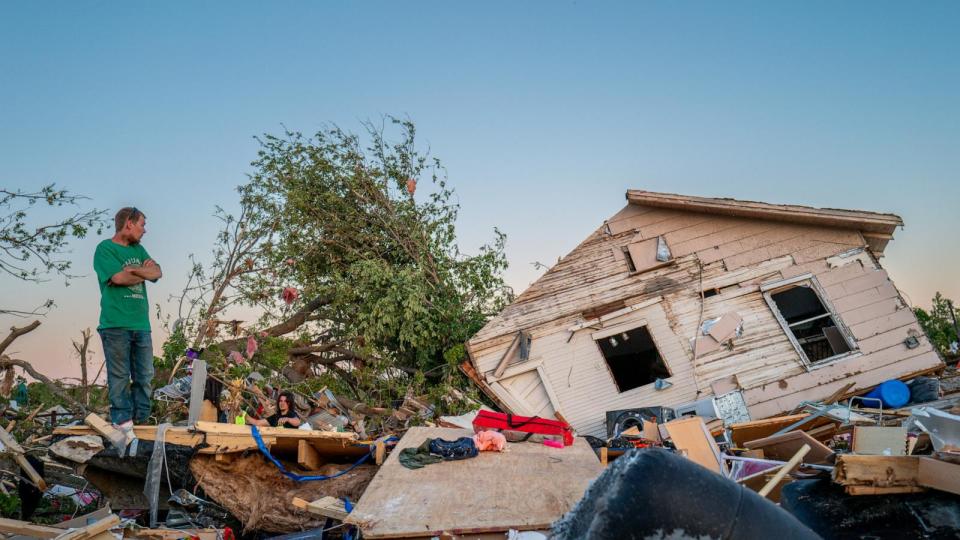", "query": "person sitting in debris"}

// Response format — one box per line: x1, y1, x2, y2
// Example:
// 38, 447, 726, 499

246, 391, 302, 428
